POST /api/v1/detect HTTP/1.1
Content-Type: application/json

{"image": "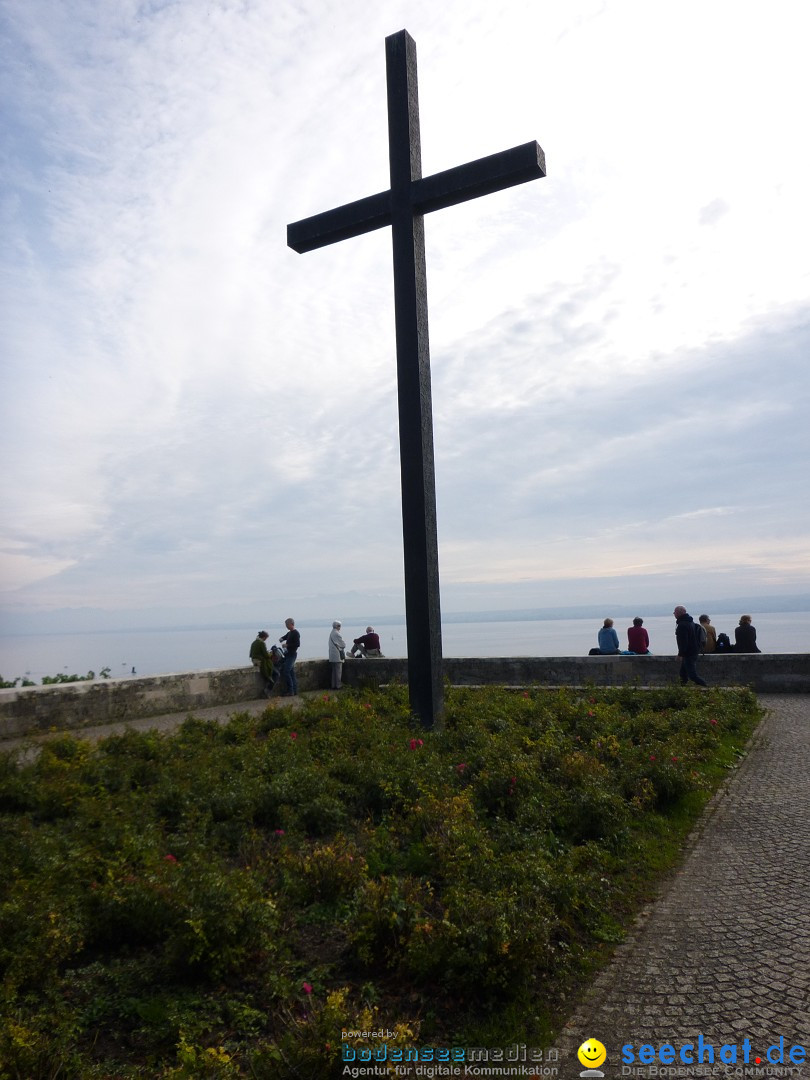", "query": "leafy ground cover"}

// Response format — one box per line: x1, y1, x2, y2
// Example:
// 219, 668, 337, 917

0, 684, 762, 1079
